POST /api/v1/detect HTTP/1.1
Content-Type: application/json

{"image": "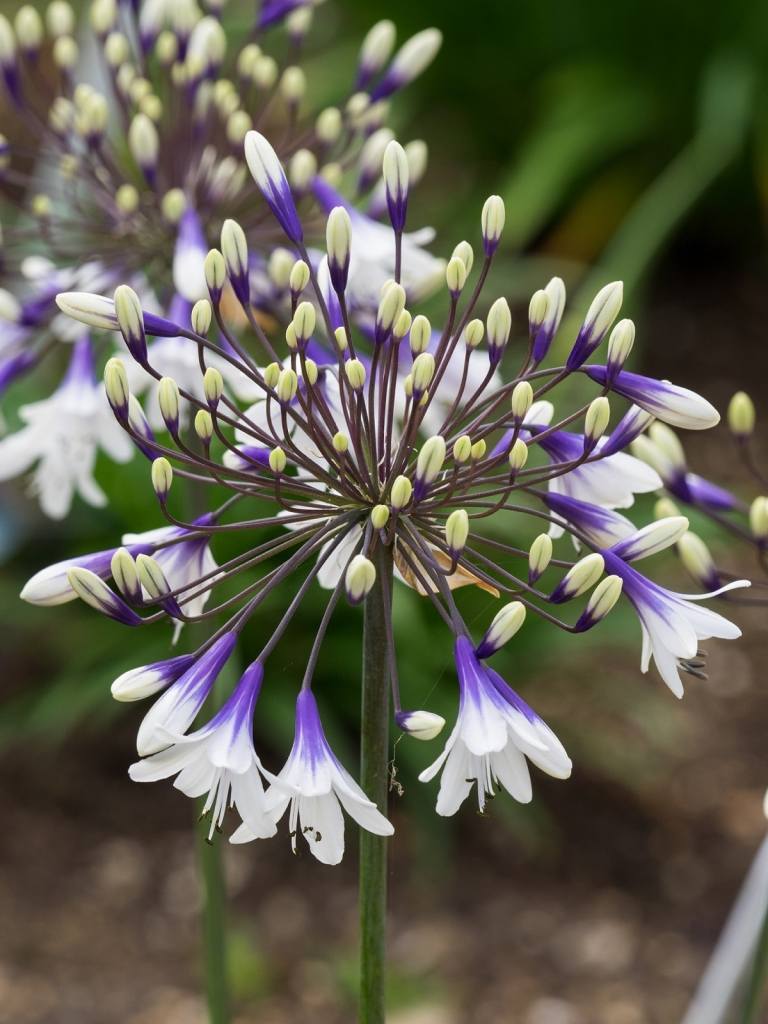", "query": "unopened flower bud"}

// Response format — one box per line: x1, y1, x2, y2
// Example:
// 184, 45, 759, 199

292, 300, 315, 345
203, 366, 223, 407
345, 554, 376, 604
16, 5, 43, 53
53, 35, 78, 69
358, 19, 396, 86
409, 314, 431, 354
263, 362, 280, 389
445, 508, 469, 554
269, 447, 286, 474
393, 309, 412, 340
158, 376, 180, 434
486, 297, 511, 362
332, 431, 349, 454
345, 358, 366, 391
412, 352, 435, 394
371, 504, 390, 530
528, 289, 548, 333
316, 106, 342, 144
654, 496, 680, 520
452, 240, 474, 275
405, 139, 428, 186
326, 206, 351, 292
220, 218, 249, 301
728, 391, 755, 438
481, 195, 505, 255
375, 281, 406, 342
390, 475, 412, 509
47, 0, 74, 38
128, 112, 159, 178
382, 139, 409, 231
750, 496, 768, 541
334, 326, 348, 352
528, 533, 553, 583
416, 435, 446, 492
678, 531, 719, 589
115, 183, 139, 214
111, 547, 140, 602
576, 575, 623, 630
395, 709, 445, 741
567, 281, 623, 370
280, 64, 305, 105
288, 148, 316, 191
476, 601, 526, 657
470, 439, 486, 461
151, 456, 173, 501
445, 255, 467, 296
66, 567, 141, 625
104, 357, 130, 417
161, 188, 186, 223
453, 435, 472, 463
204, 248, 226, 301
191, 299, 212, 336
276, 368, 298, 403
136, 553, 173, 602
648, 421, 685, 470
508, 438, 528, 473
194, 409, 213, 441
268, 247, 293, 289
465, 319, 484, 348
584, 396, 610, 448
552, 553, 604, 602
510, 381, 533, 421
114, 283, 147, 363
606, 318, 635, 377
